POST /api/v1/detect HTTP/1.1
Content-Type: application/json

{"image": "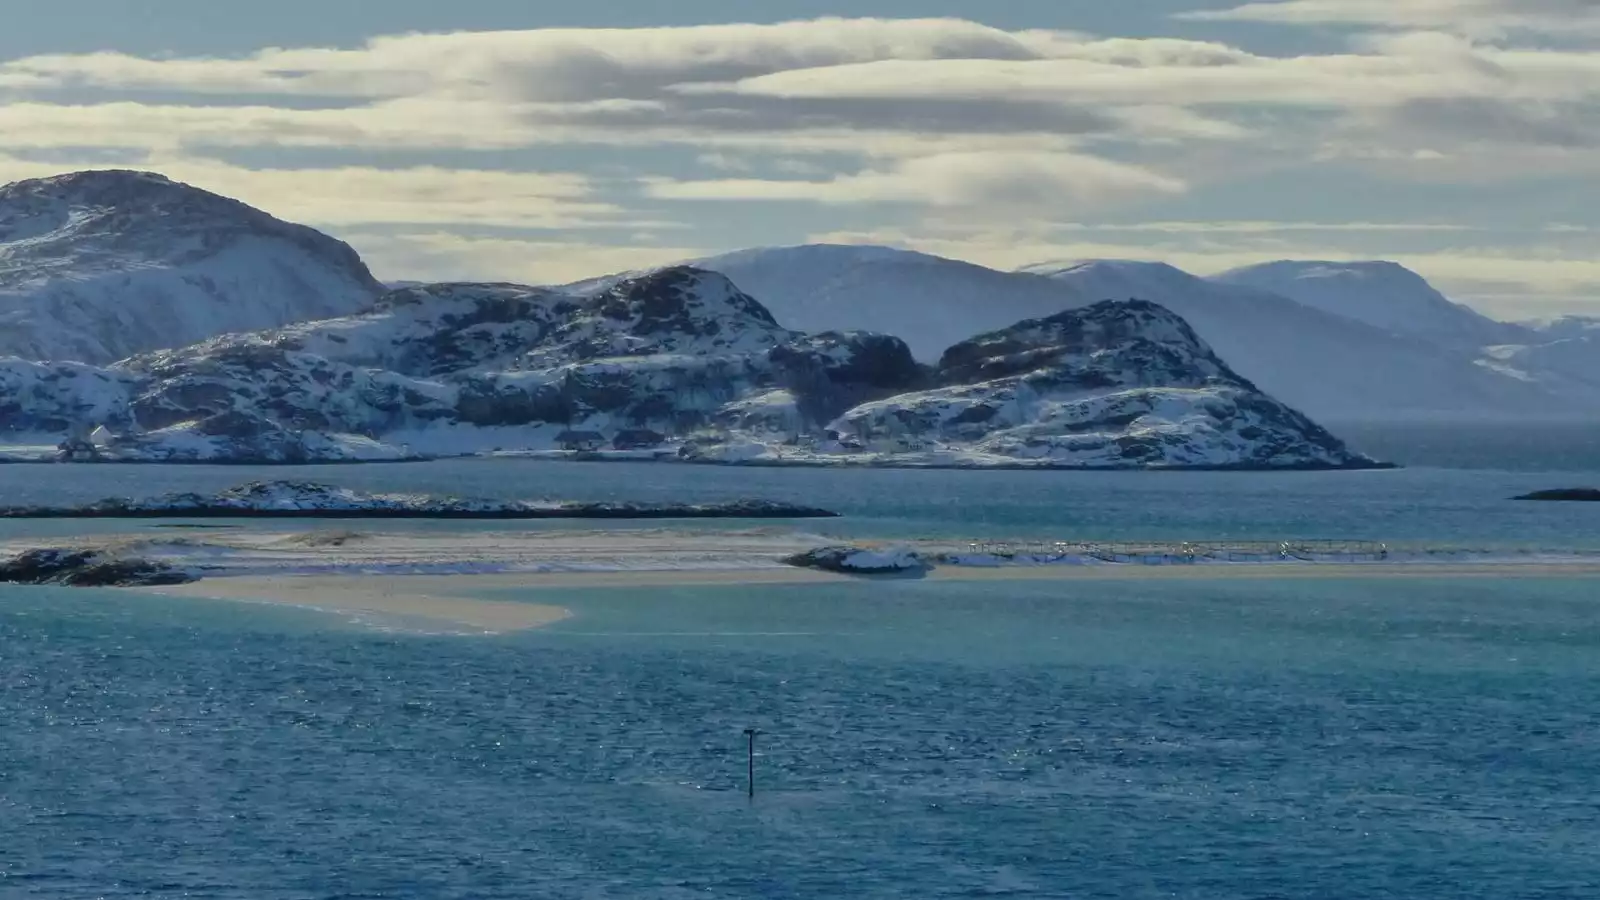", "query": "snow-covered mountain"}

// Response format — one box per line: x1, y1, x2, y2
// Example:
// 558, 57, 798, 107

1, 268, 1371, 469
688, 246, 1572, 421
1211, 260, 1530, 348
0, 170, 383, 363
